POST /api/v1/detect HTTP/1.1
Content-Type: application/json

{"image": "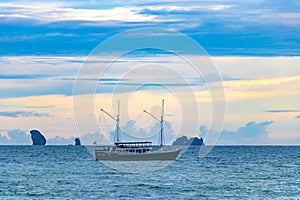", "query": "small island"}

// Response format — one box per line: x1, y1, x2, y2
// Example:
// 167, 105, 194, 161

29, 129, 46, 145
75, 138, 81, 146
172, 136, 204, 146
